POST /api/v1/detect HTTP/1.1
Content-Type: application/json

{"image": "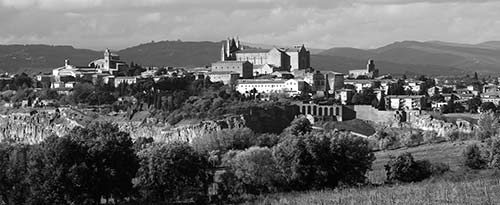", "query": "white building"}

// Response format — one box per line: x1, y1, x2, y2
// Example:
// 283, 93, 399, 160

114, 76, 138, 87
236, 79, 304, 96
385, 95, 425, 110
